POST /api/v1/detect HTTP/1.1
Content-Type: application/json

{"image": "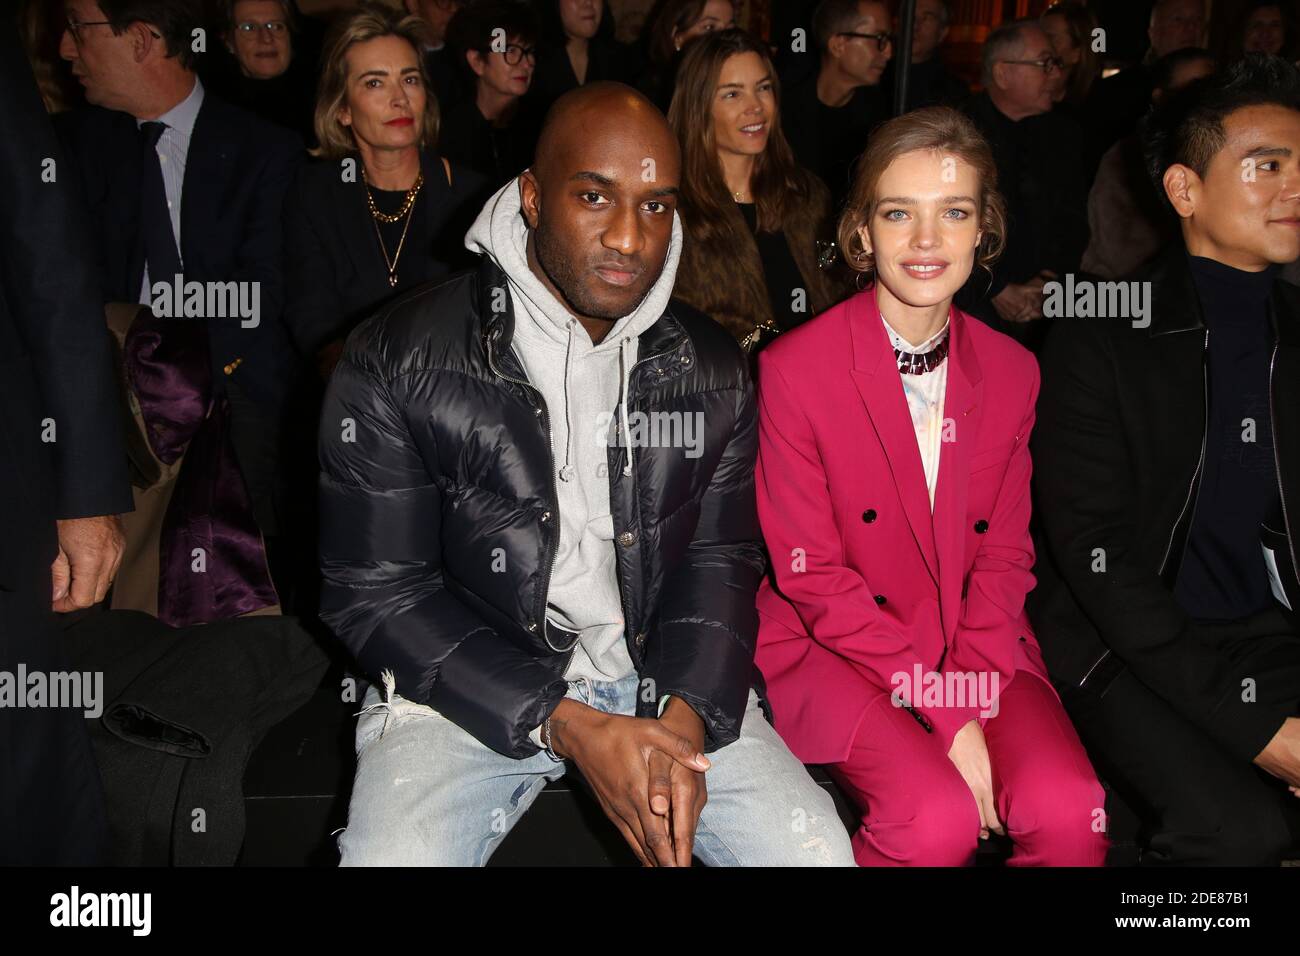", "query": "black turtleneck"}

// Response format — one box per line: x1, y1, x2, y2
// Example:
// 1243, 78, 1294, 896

1174, 253, 1282, 621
